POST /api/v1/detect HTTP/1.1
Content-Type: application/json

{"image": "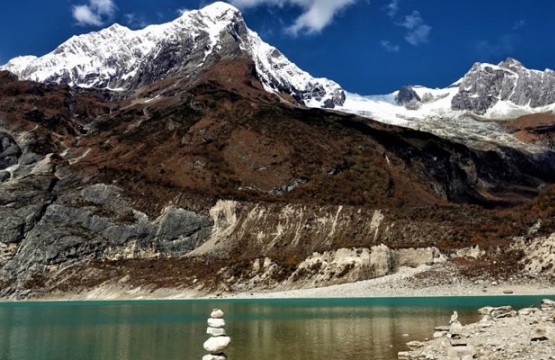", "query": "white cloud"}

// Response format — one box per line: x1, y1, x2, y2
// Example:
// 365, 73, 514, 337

73, 5, 103, 26
381, 40, 399, 52
229, 0, 358, 35
124, 13, 147, 28
385, 0, 399, 18
476, 34, 517, 60
397, 10, 431, 46
513, 19, 526, 31
72, 0, 117, 26
91, 0, 116, 15
398, 10, 421, 29
405, 23, 431, 46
